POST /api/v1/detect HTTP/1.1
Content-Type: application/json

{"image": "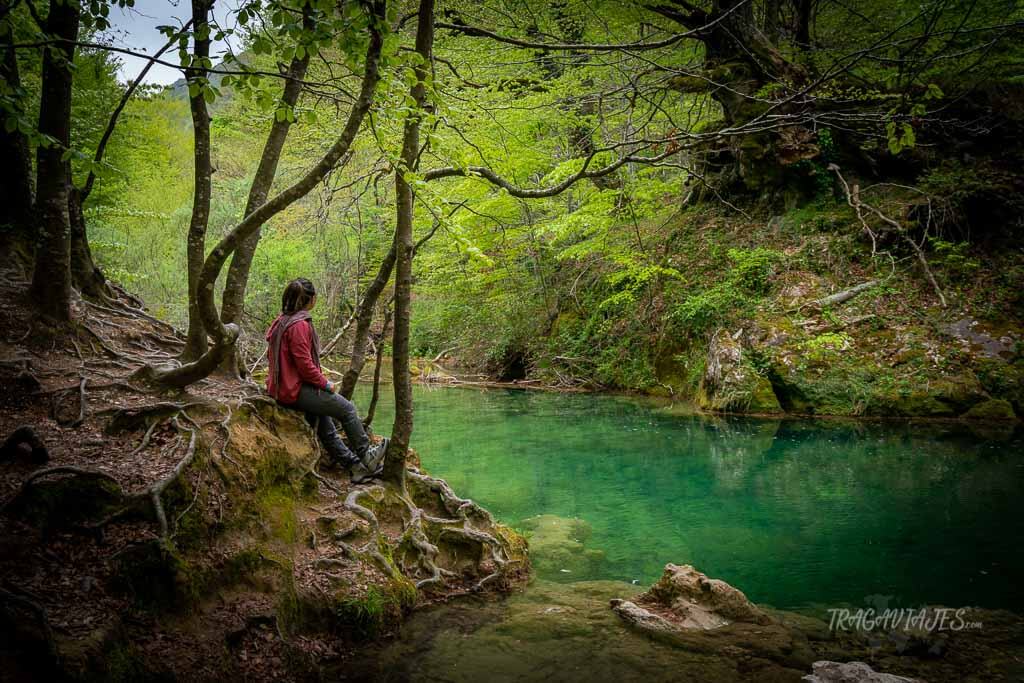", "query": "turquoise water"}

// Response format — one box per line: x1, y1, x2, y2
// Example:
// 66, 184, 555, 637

355, 385, 1024, 614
